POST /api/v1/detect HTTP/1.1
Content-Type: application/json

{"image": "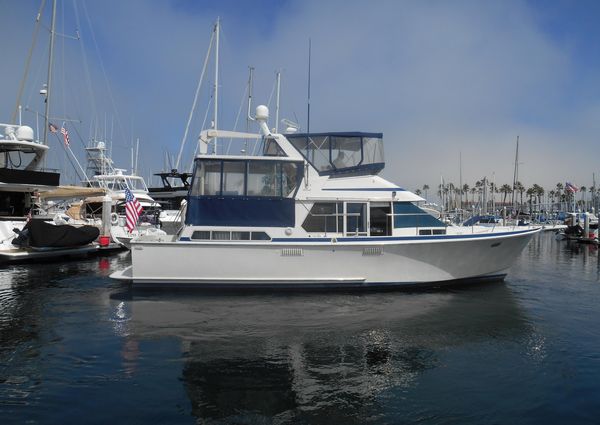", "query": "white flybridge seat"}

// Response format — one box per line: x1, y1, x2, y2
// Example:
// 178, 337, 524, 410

111, 105, 540, 289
